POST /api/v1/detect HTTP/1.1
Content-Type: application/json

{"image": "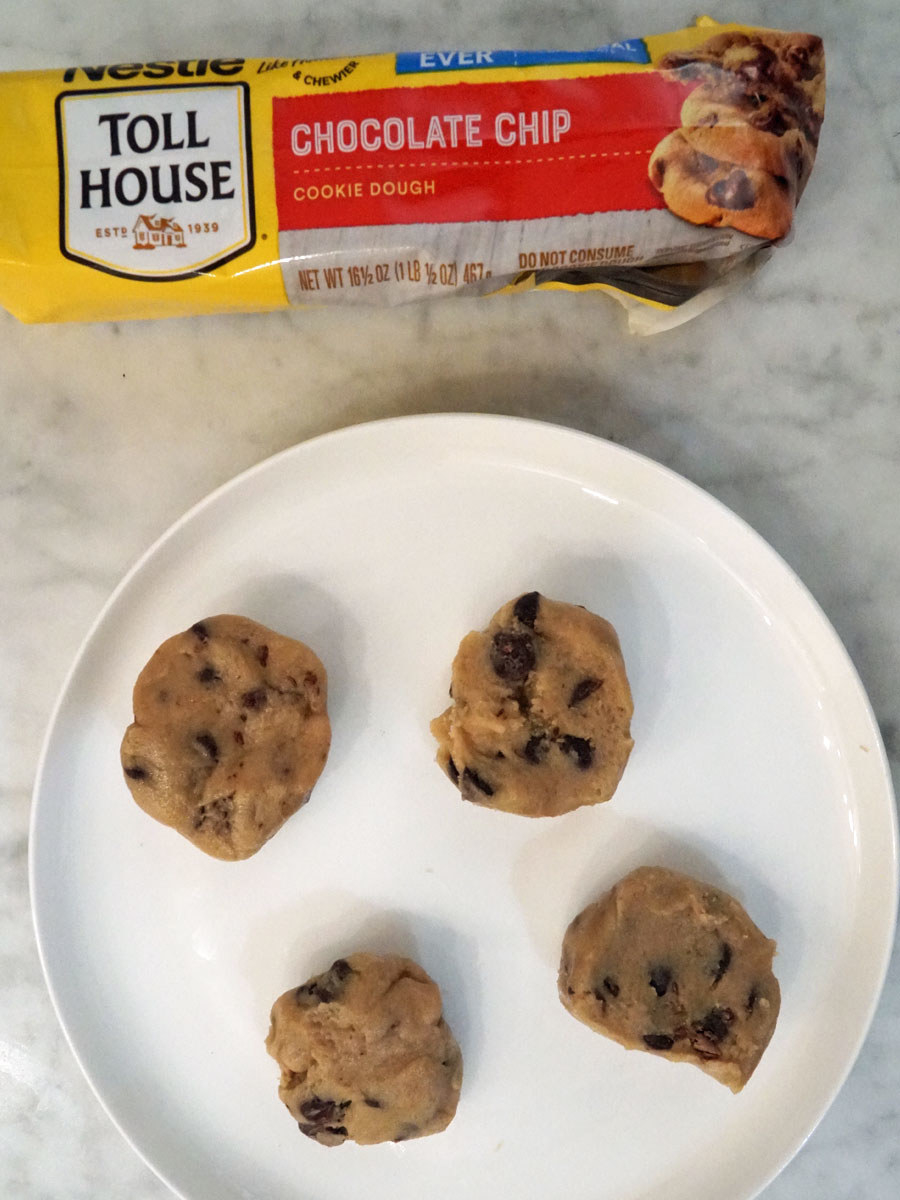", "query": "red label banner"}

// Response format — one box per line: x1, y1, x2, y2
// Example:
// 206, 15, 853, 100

272, 73, 691, 230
